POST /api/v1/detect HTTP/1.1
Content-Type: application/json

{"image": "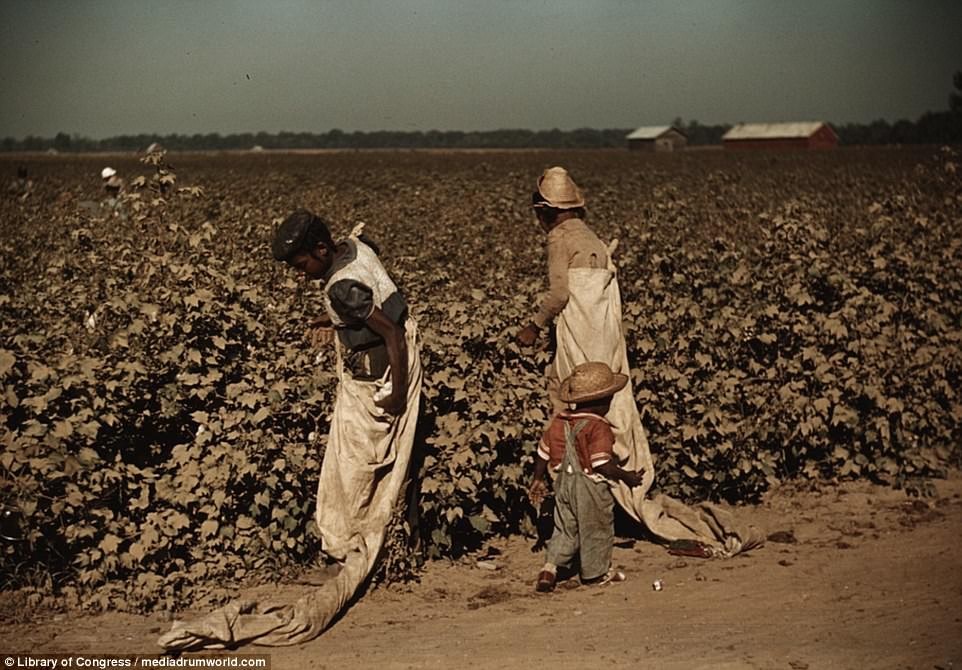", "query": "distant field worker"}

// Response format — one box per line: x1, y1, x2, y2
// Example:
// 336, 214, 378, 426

517, 166, 655, 527
528, 362, 646, 591
100, 166, 124, 197
7, 166, 33, 200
